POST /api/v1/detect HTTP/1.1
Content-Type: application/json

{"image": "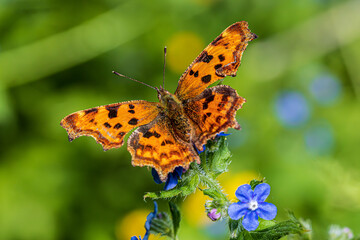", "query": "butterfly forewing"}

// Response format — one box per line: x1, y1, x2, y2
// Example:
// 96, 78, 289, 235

174, 21, 257, 100
60, 100, 160, 151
